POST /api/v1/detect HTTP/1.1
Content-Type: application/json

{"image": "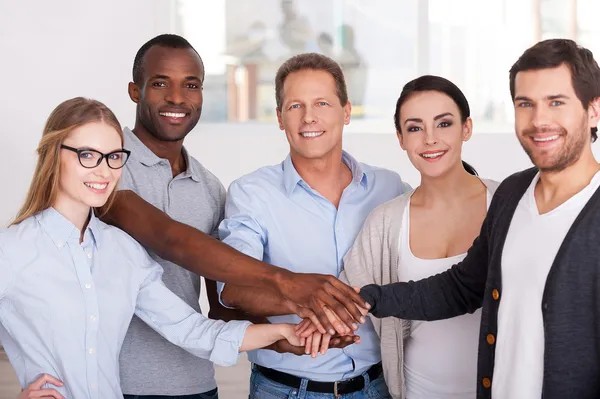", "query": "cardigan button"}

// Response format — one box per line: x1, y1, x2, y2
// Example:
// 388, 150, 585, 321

482, 377, 491, 389
486, 334, 495, 345
492, 289, 500, 300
